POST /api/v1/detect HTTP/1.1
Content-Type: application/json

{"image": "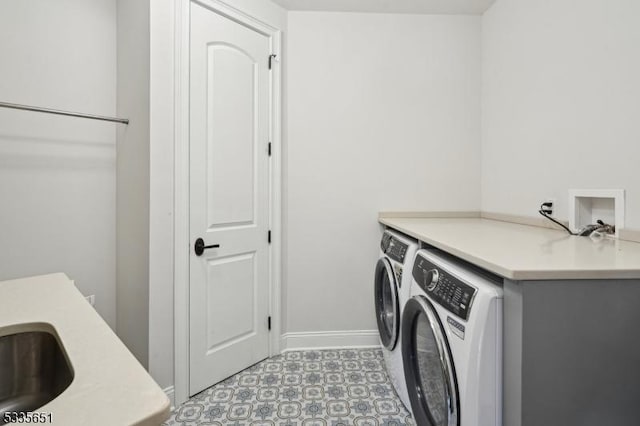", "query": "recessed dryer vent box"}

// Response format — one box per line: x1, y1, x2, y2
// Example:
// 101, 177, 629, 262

568, 189, 625, 238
